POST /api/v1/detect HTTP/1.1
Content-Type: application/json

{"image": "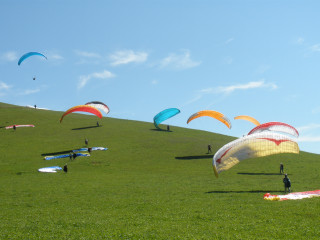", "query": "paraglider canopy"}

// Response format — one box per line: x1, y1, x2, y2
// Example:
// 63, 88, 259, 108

153, 108, 180, 129
234, 115, 260, 126
18, 52, 47, 65
60, 105, 103, 123
248, 122, 299, 138
187, 110, 231, 129
85, 101, 110, 115
212, 132, 299, 178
